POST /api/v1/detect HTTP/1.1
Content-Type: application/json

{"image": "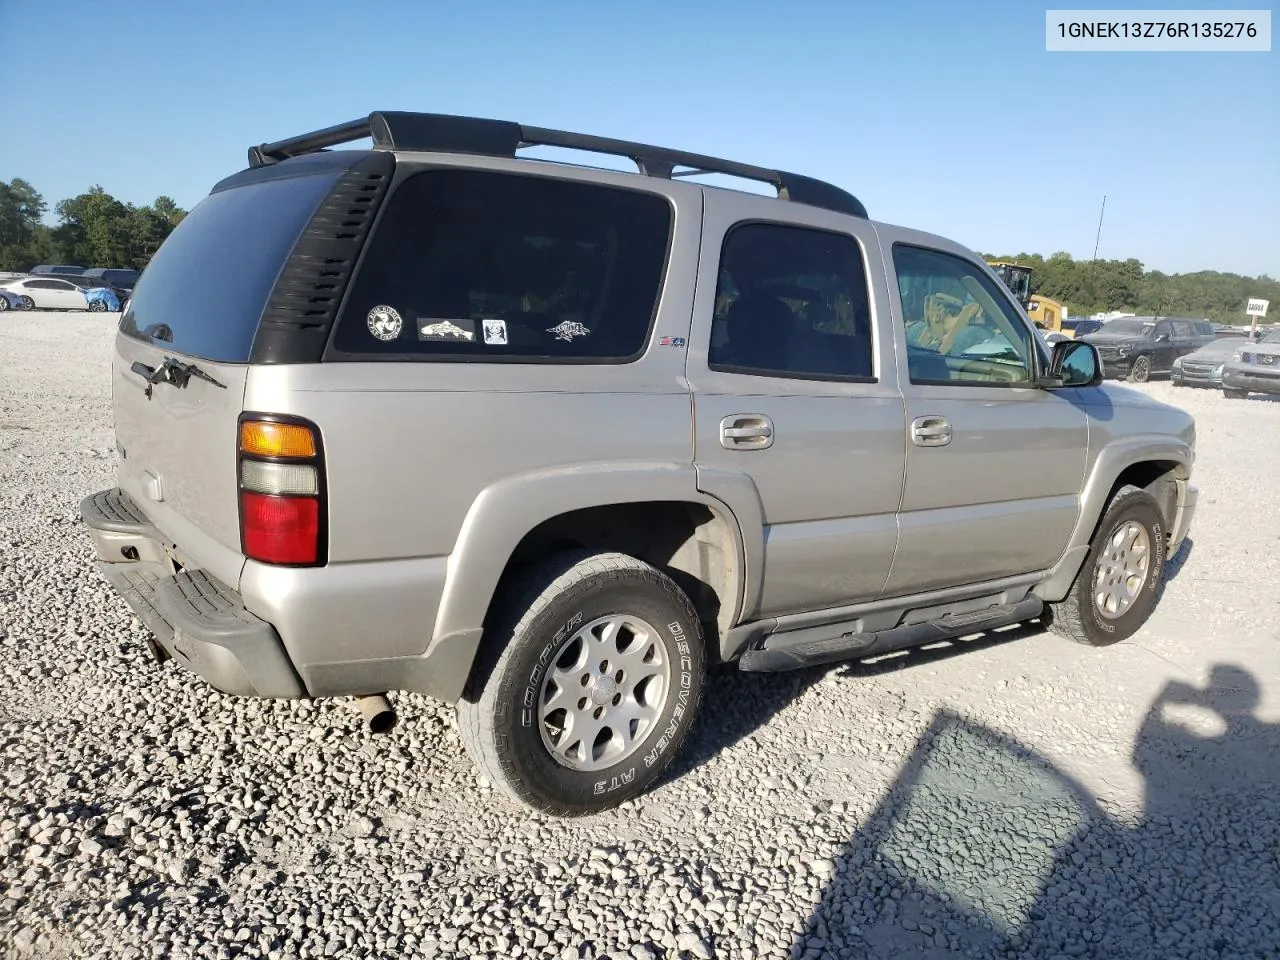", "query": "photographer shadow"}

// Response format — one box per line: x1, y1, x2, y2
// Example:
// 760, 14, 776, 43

792, 663, 1280, 958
